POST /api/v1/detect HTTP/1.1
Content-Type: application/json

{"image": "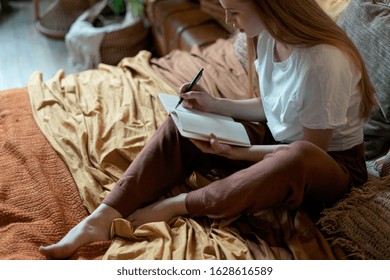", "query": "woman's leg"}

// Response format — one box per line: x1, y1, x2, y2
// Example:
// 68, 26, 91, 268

104, 119, 270, 218
128, 140, 352, 226
39, 118, 214, 258
103, 117, 211, 217
185, 141, 353, 218
39, 203, 121, 259
127, 121, 276, 226
39, 119, 274, 257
